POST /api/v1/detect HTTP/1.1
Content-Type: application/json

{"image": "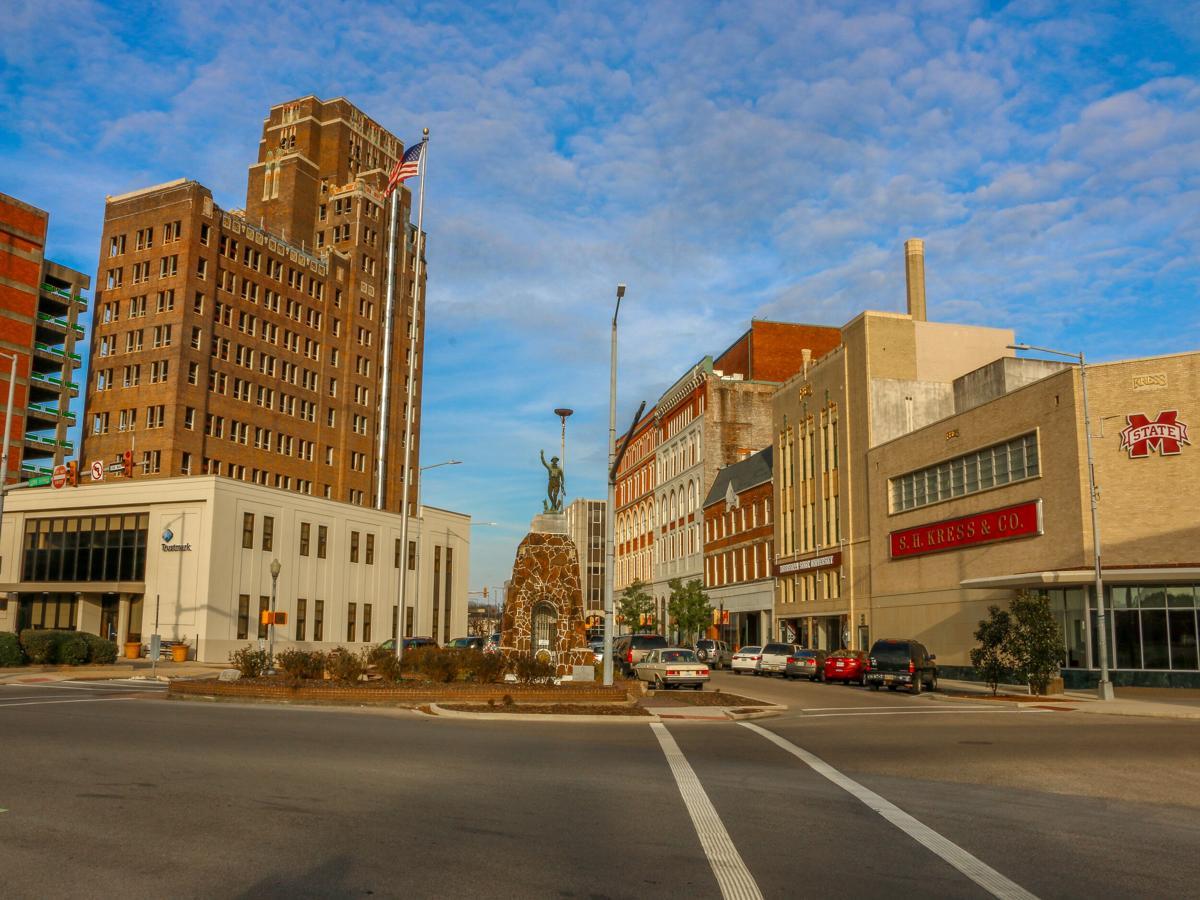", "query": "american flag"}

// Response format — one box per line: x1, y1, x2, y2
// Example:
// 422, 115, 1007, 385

385, 139, 426, 196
